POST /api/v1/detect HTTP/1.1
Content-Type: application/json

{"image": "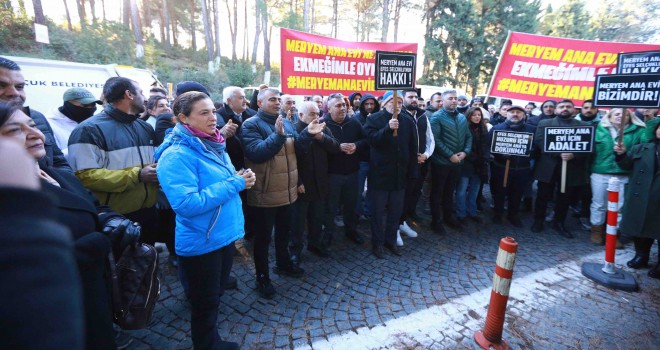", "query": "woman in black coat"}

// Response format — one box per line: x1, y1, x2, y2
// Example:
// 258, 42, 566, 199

0, 103, 140, 349
615, 121, 660, 279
